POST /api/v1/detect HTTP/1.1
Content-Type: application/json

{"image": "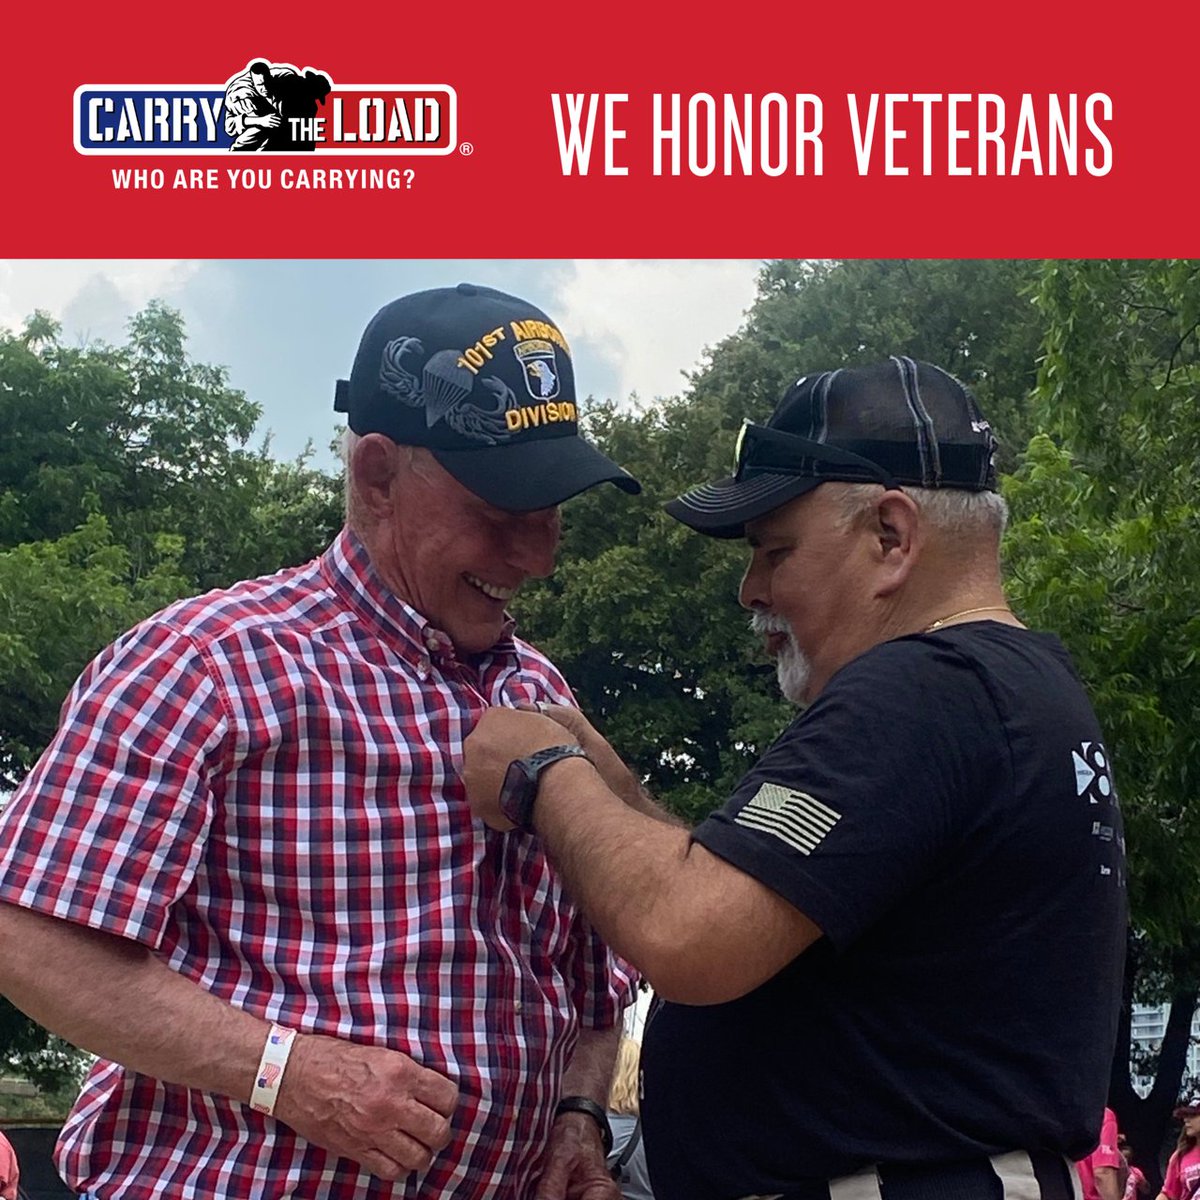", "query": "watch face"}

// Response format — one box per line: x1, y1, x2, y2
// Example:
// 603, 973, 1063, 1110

497, 745, 585, 831
499, 758, 537, 830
